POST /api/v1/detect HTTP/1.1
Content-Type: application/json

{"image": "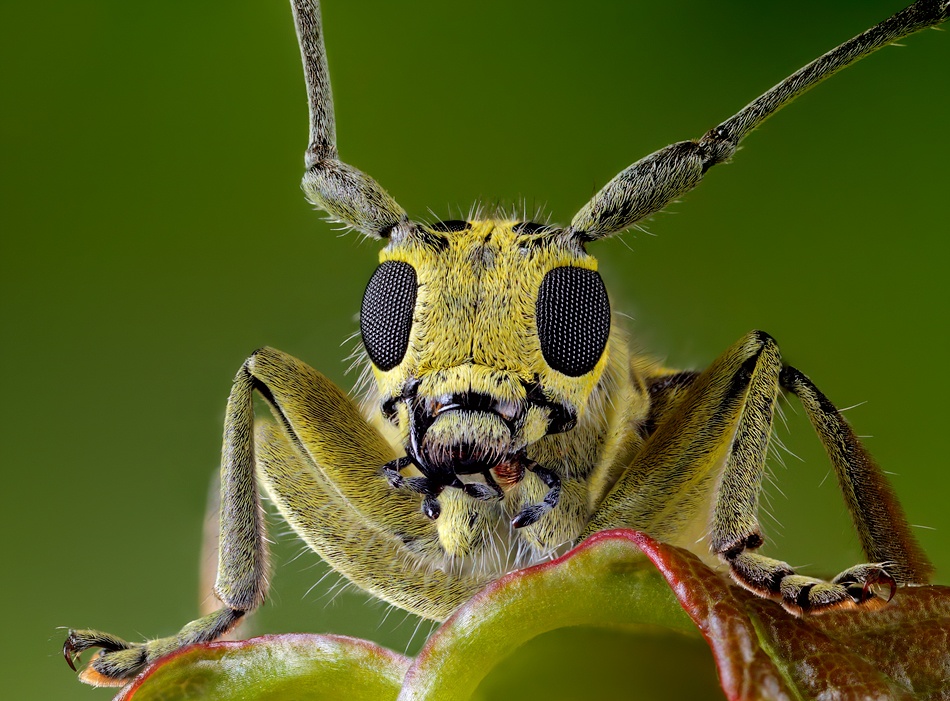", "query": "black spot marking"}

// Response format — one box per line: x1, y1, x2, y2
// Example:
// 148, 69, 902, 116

513, 222, 553, 235
429, 220, 471, 232
415, 229, 450, 252
523, 379, 577, 434
647, 371, 700, 397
